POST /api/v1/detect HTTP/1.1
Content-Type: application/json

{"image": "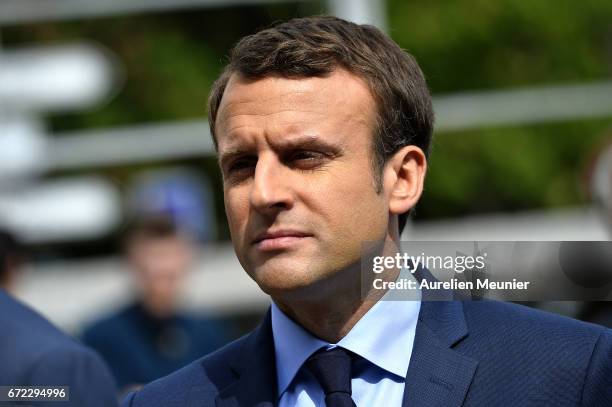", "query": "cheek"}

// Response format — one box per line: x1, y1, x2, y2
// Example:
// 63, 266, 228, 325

311, 170, 387, 237
224, 188, 249, 231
